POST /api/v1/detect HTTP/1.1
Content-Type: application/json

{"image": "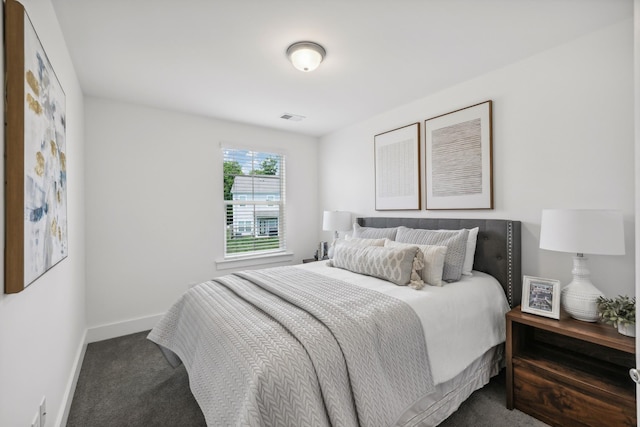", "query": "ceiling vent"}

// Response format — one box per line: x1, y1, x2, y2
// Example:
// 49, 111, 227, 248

280, 113, 305, 122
